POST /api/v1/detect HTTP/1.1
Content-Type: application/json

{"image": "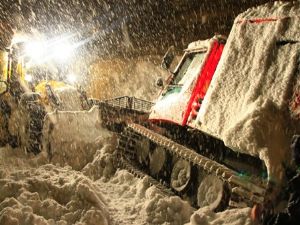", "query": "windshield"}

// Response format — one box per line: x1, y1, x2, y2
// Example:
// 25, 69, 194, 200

172, 51, 206, 86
